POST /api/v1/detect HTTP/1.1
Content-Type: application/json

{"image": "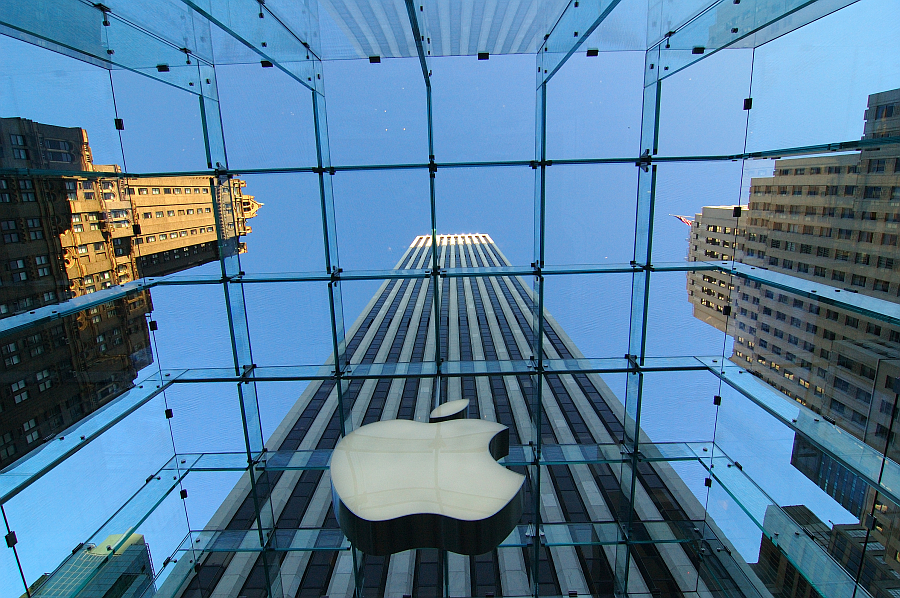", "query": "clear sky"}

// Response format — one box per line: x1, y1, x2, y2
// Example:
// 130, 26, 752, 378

1, 0, 899, 592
